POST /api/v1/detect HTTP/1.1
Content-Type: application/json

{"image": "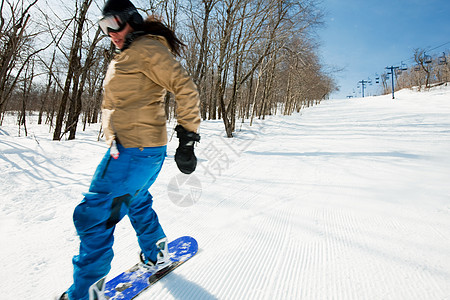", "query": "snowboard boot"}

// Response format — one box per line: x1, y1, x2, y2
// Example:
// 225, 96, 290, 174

88, 276, 106, 300
57, 292, 69, 300
58, 276, 106, 300
140, 237, 172, 273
